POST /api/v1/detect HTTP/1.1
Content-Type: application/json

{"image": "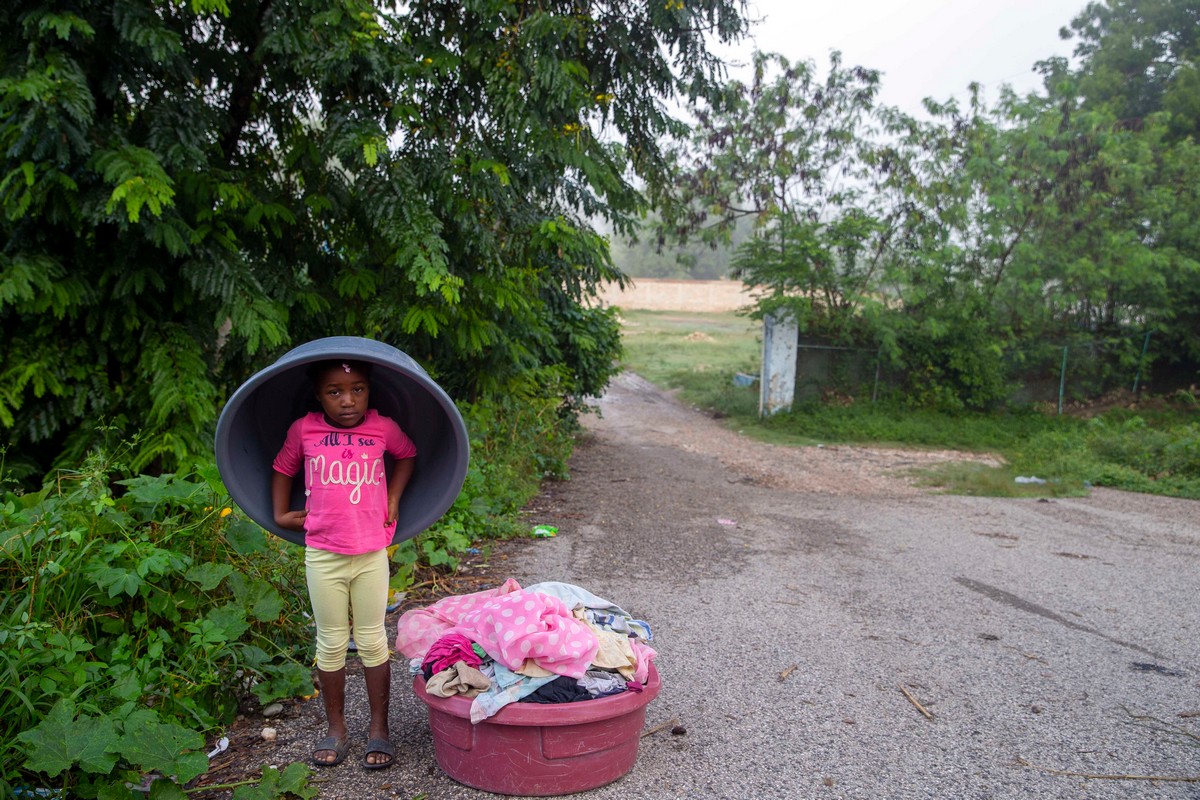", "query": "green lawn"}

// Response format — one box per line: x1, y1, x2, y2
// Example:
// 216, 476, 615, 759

618, 309, 761, 386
